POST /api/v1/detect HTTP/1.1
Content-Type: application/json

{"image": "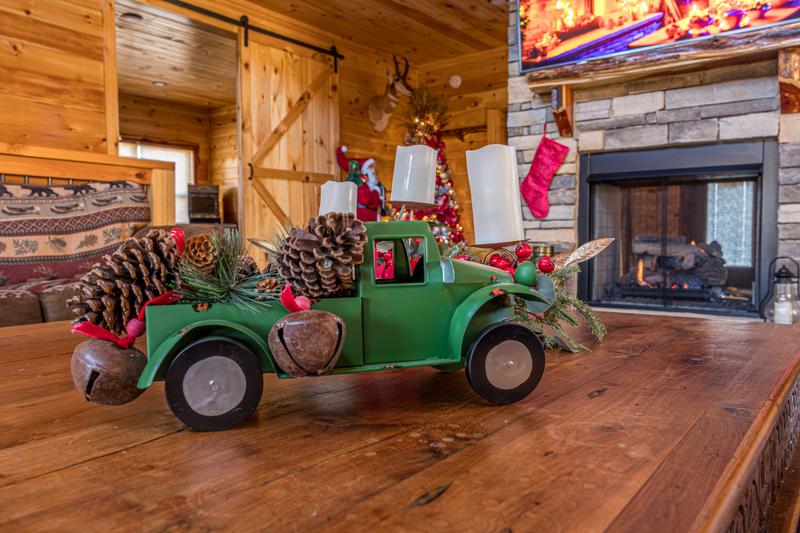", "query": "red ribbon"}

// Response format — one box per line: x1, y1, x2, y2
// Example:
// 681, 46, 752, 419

280, 283, 312, 313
